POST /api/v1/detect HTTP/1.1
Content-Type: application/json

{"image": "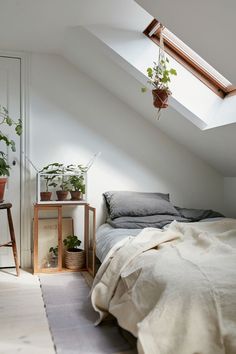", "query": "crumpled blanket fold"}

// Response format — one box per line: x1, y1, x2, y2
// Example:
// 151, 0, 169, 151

91, 219, 236, 354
